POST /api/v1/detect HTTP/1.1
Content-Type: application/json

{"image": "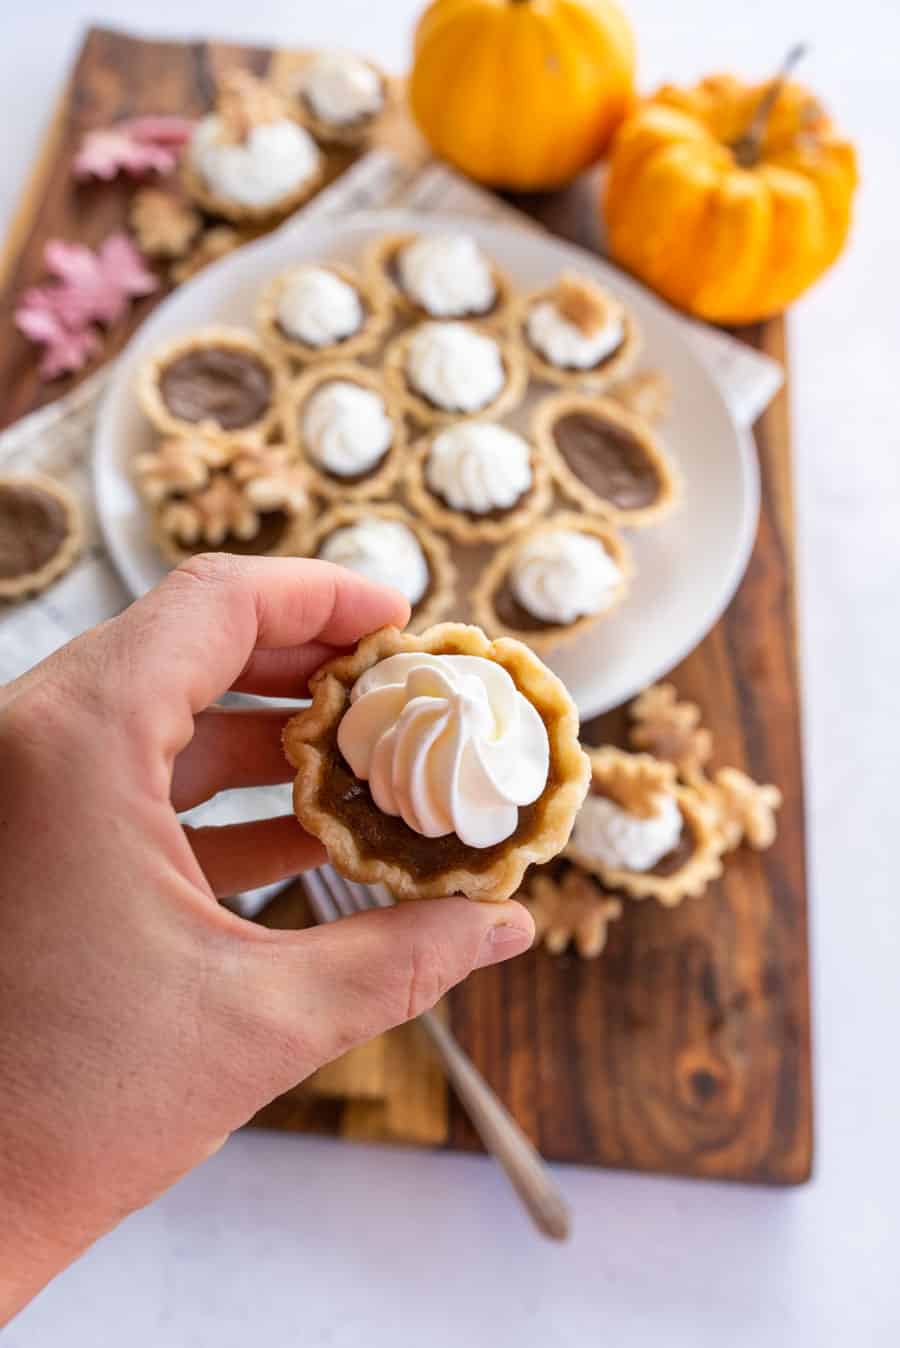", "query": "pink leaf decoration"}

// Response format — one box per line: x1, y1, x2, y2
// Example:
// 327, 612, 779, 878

73, 115, 195, 181
97, 233, 160, 300
14, 299, 101, 380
